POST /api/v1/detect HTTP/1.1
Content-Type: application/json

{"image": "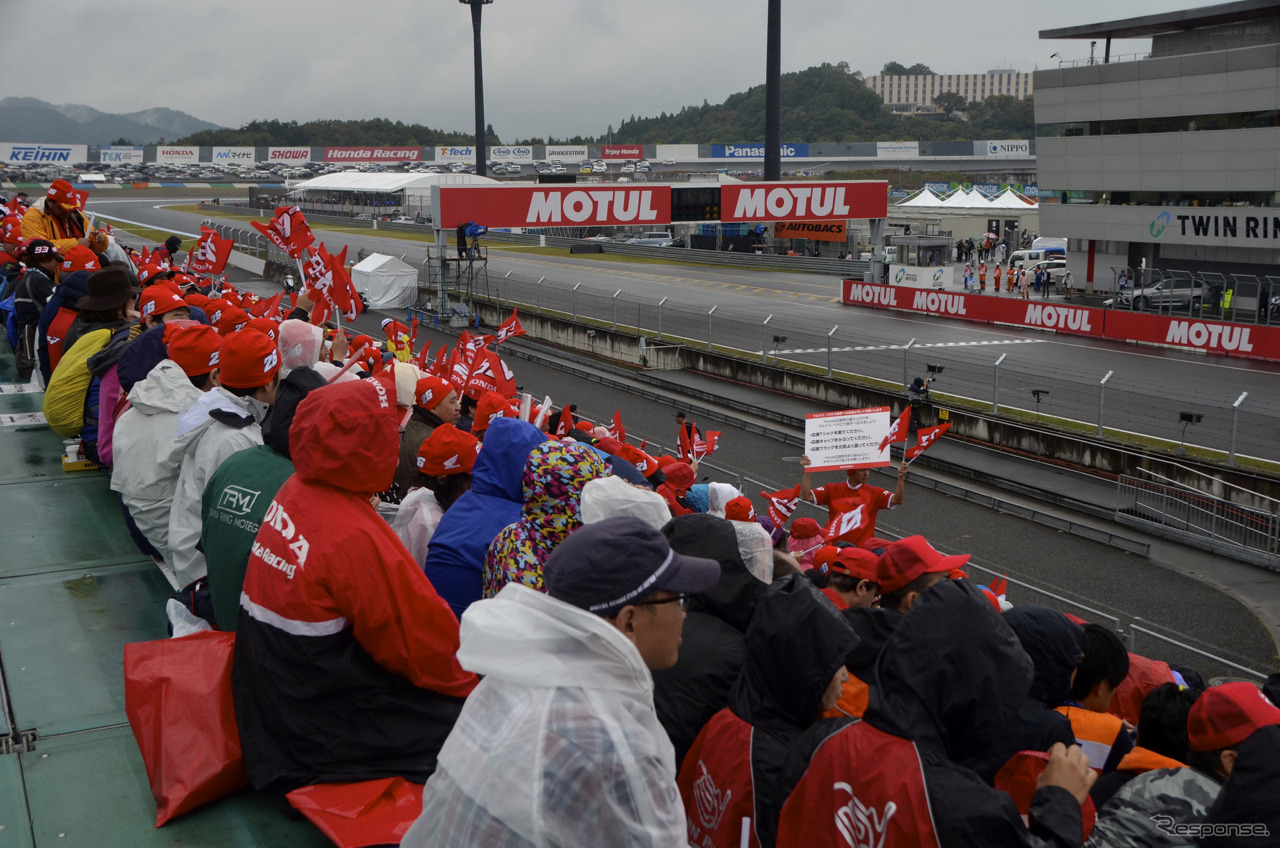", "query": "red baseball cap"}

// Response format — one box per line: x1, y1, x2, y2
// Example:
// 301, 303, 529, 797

875, 535, 970, 596
831, 547, 879, 582
1188, 682, 1280, 752
416, 423, 481, 476
46, 179, 83, 210
789, 517, 824, 541
471, 390, 513, 433
1, 215, 21, 242
203, 298, 232, 326
164, 324, 222, 377
139, 287, 189, 321
216, 306, 250, 336
60, 244, 101, 274
593, 437, 622, 456
216, 329, 280, 389
137, 264, 174, 286
724, 496, 756, 522
184, 292, 211, 309
415, 376, 453, 411
245, 317, 280, 342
